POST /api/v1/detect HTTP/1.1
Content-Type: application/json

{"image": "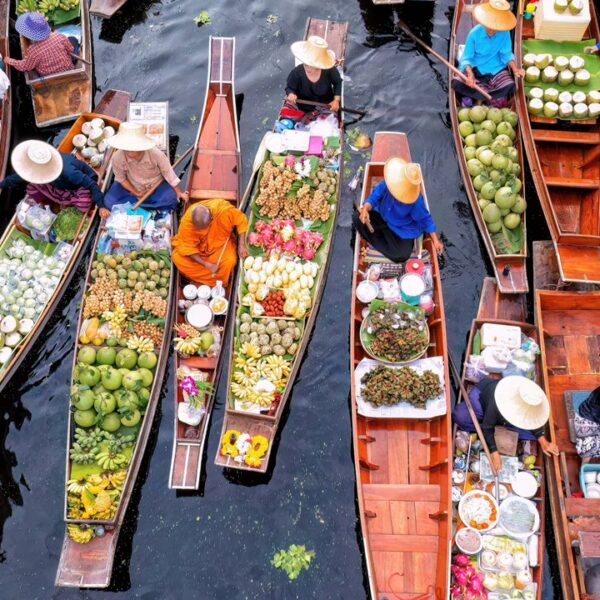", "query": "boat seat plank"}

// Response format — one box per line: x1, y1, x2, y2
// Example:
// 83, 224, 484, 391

369, 533, 439, 553
569, 517, 600, 541
556, 244, 600, 284
579, 531, 600, 559
564, 335, 595, 374
169, 441, 201, 489
532, 129, 600, 144
386, 426, 409, 484
408, 426, 430, 484
540, 310, 600, 337
565, 497, 600, 517
363, 483, 441, 502
372, 550, 405, 595
189, 189, 237, 201
545, 176, 599, 190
